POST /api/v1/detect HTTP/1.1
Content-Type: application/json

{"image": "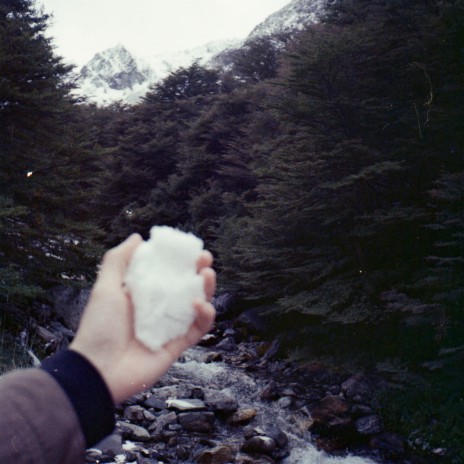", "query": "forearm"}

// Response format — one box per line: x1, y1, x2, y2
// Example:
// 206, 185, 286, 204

0, 350, 116, 464
0, 368, 85, 464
